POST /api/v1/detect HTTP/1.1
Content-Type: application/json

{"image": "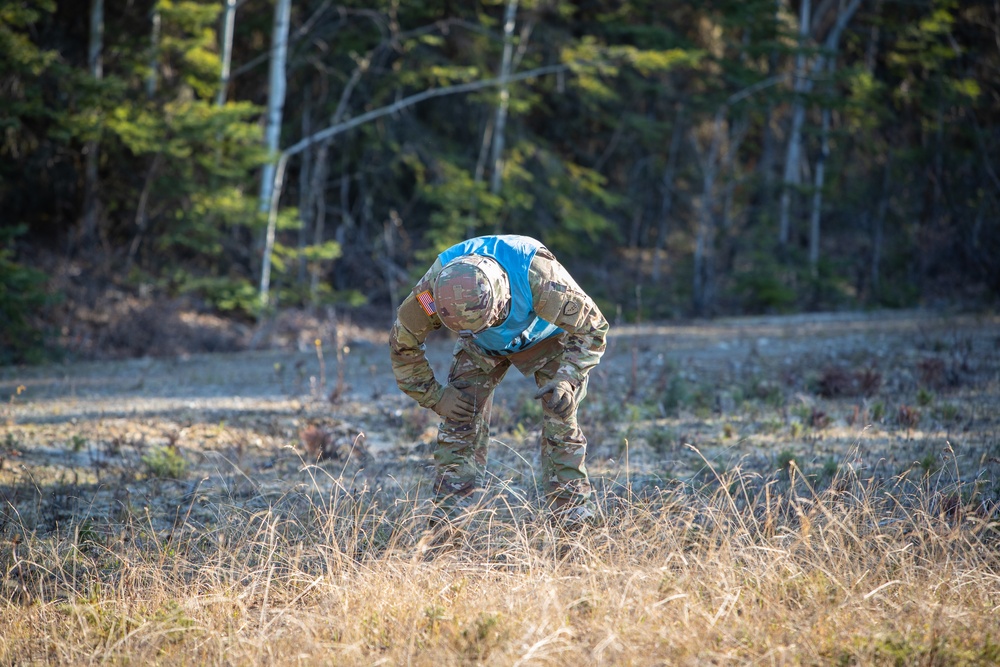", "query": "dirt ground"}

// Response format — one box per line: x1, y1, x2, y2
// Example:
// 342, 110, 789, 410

2, 309, 999, 536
